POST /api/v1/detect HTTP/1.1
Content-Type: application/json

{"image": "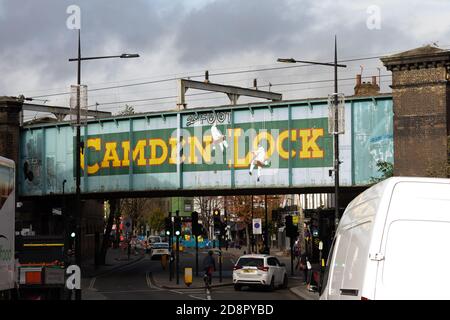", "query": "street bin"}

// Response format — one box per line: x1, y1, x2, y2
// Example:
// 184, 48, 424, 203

184, 267, 193, 287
